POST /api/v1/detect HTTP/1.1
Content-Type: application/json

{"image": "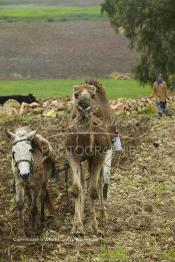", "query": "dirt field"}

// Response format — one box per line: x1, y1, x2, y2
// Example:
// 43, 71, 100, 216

0, 0, 103, 7
0, 21, 136, 80
0, 109, 175, 261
